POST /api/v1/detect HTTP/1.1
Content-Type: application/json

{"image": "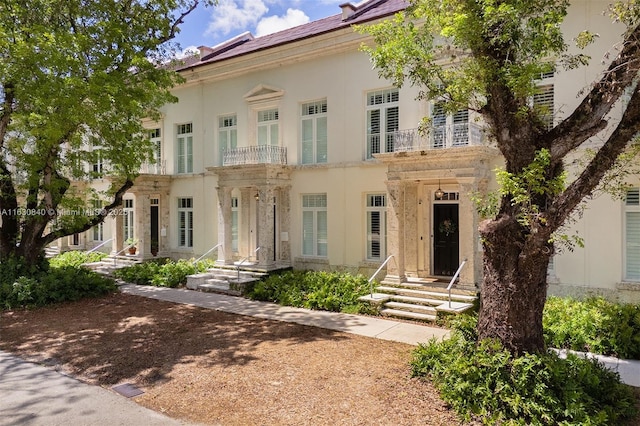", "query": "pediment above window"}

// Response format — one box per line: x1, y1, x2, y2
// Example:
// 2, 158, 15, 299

244, 84, 285, 104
